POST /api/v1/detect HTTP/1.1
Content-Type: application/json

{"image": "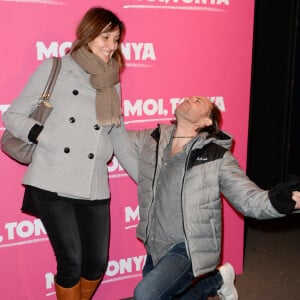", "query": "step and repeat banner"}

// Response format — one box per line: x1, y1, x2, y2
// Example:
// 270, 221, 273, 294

0, 1, 255, 299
